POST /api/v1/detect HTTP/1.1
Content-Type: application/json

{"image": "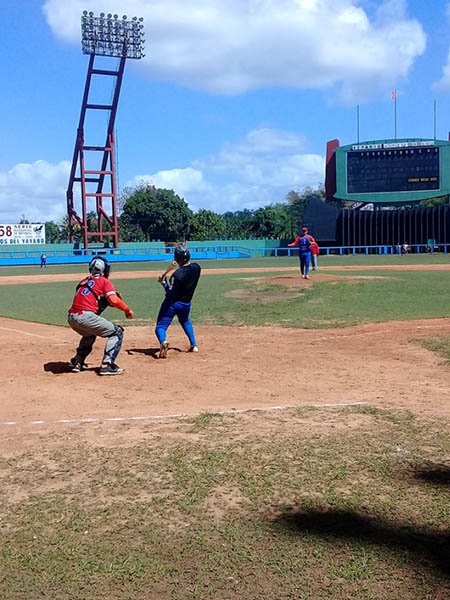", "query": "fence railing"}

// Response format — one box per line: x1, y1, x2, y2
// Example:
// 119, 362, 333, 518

0, 243, 447, 266
0, 245, 252, 266
272, 244, 448, 257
